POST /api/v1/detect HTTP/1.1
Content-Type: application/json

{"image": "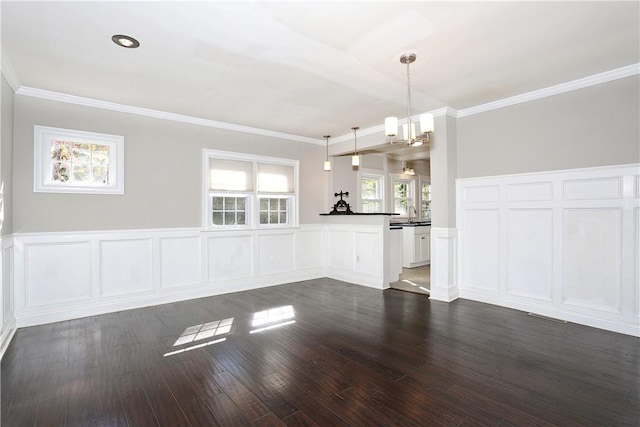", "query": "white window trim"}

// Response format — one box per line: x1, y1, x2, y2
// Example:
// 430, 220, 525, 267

202, 149, 299, 229
358, 170, 385, 213
34, 125, 124, 194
